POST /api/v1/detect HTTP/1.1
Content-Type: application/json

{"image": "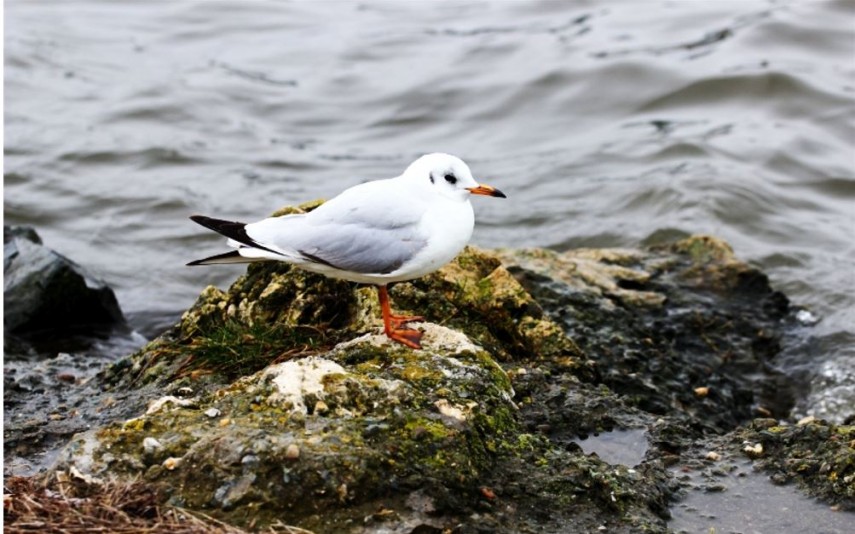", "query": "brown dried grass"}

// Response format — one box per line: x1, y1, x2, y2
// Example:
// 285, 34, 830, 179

3, 476, 314, 534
